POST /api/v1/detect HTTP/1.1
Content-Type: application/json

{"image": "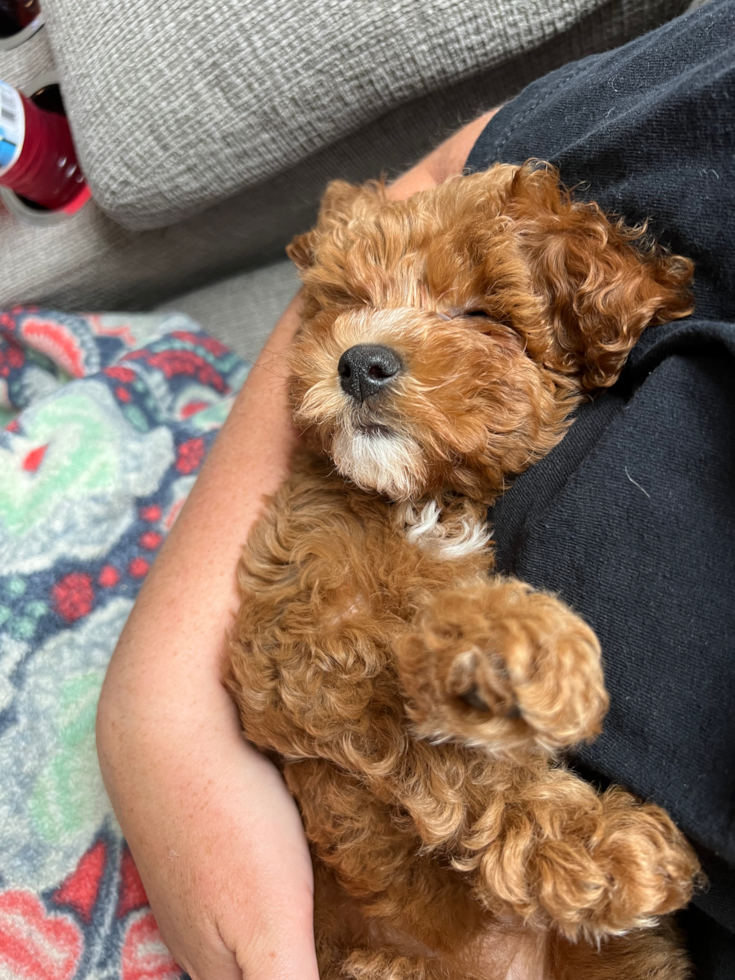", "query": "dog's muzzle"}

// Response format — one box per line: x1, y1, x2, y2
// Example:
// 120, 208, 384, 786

338, 344, 402, 403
